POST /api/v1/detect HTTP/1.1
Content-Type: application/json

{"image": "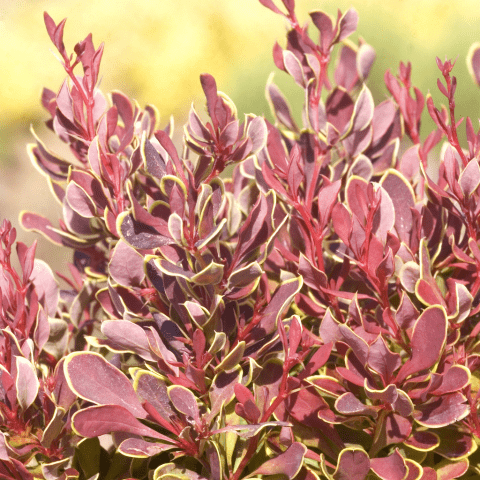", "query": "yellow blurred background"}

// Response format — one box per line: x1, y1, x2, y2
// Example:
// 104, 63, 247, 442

2, 0, 480, 273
